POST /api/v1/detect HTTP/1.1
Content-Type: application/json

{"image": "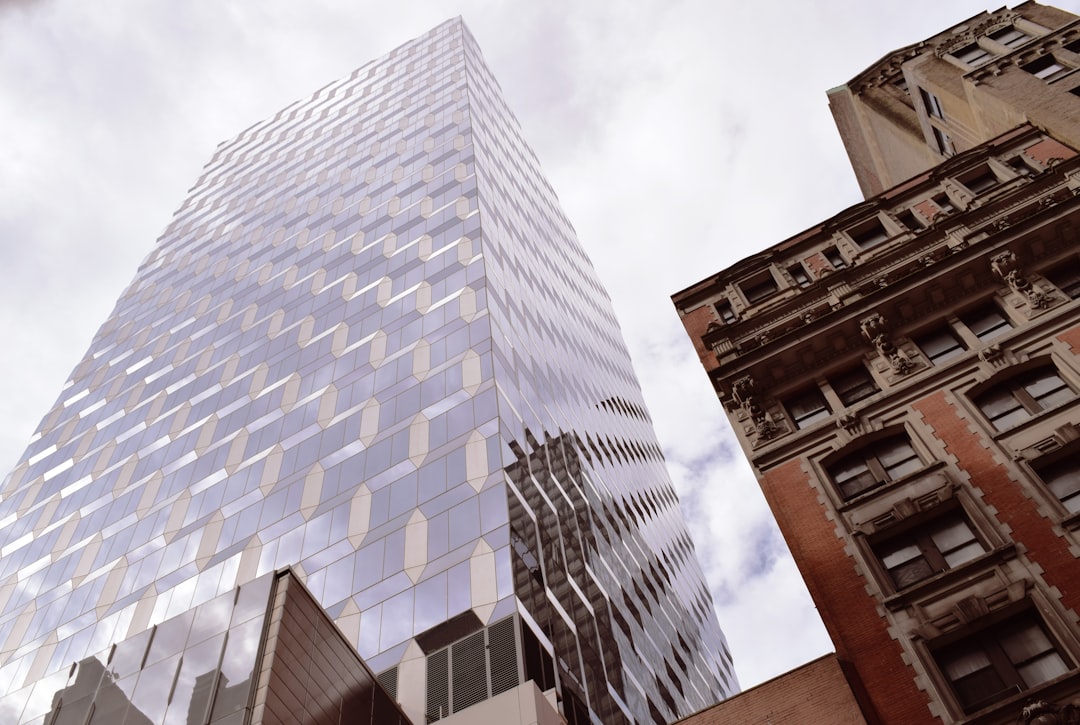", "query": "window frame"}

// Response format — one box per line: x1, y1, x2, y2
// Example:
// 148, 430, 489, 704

787, 263, 812, 288
869, 505, 988, 593
915, 325, 967, 365
740, 272, 779, 305
1044, 262, 1080, 300
822, 246, 847, 270
951, 42, 994, 67
973, 365, 1076, 432
930, 609, 1073, 714
988, 26, 1031, 49
1033, 452, 1080, 516
1023, 55, 1072, 82
826, 432, 925, 502
847, 218, 891, 251
958, 303, 1013, 344
932, 126, 955, 157
828, 364, 879, 407
784, 386, 832, 430
920, 88, 945, 119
